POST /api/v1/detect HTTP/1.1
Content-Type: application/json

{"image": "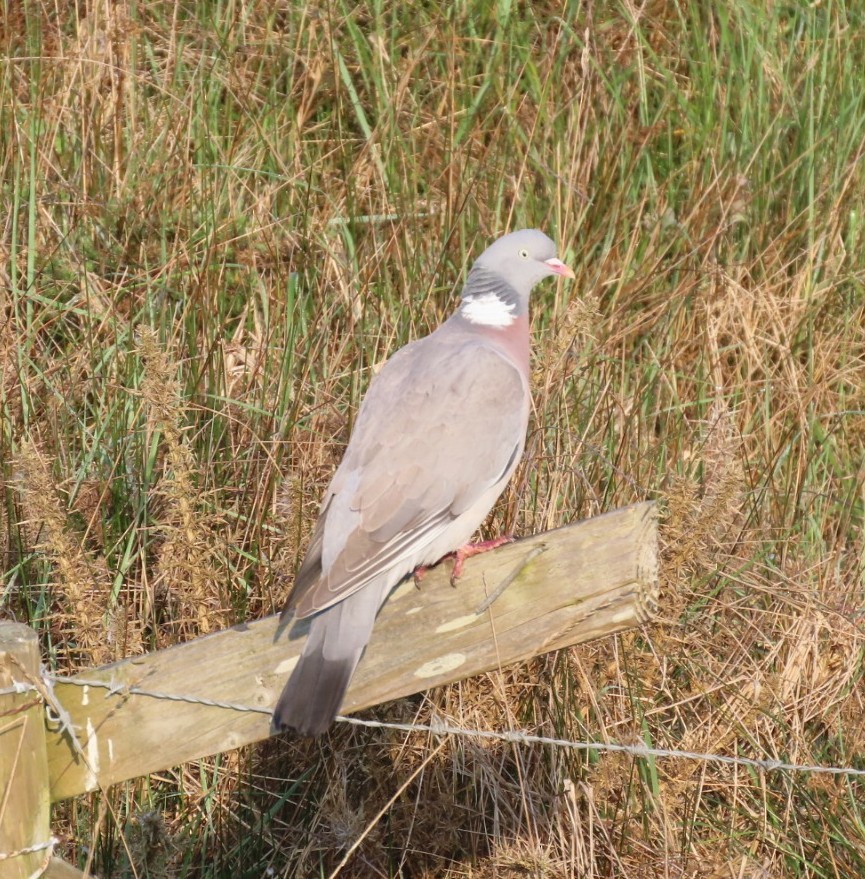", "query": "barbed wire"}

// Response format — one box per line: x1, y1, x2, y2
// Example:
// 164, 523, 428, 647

47, 674, 274, 716
336, 715, 865, 778
34, 672, 865, 780
0, 680, 39, 698
0, 836, 57, 862
3, 663, 865, 869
